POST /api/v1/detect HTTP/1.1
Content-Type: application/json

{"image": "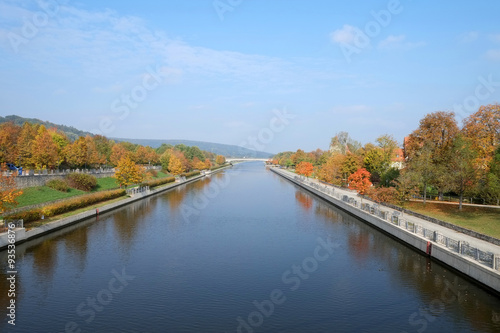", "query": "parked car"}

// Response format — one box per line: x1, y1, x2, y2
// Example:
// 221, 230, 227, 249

5, 163, 22, 175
